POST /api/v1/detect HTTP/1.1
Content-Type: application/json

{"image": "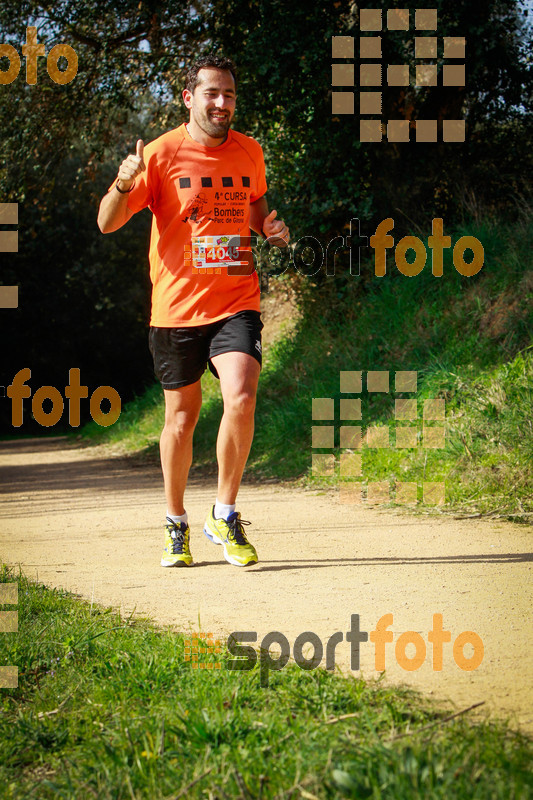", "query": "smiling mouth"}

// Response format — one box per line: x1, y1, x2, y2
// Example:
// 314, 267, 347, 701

210, 113, 227, 120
